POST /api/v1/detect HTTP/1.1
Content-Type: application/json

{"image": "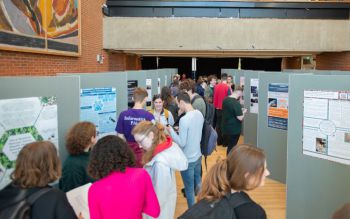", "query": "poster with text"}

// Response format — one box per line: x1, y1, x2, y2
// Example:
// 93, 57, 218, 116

0, 97, 58, 189
157, 78, 161, 94
80, 88, 117, 138
128, 80, 138, 108
165, 75, 168, 86
303, 90, 350, 165
240, 76, 245, 105
146, 79, 152, 110
267, 83, 289, 130
250, 78, 259, 114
